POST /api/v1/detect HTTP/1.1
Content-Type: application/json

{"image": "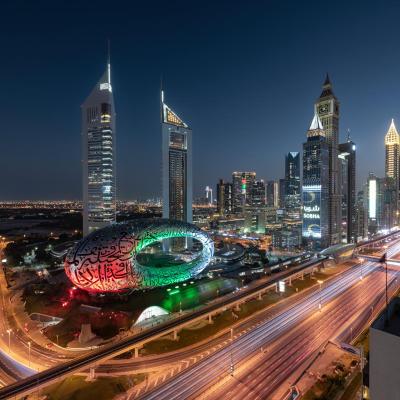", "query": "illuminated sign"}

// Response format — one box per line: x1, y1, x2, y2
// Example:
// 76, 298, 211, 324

369, 179, 376, 219
278, 280, 285, 293
303, 205, 320, 219
302, 185, 322, 239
